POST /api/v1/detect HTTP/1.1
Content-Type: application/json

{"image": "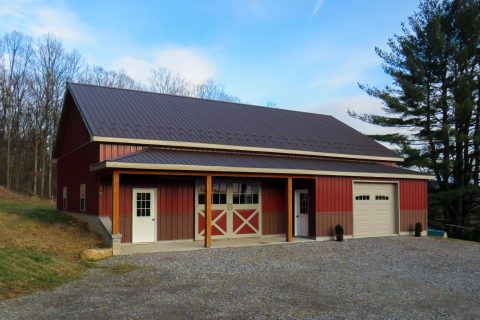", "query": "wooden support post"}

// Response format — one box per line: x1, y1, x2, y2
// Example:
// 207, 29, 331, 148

112, 170, 120, 235
204, 175, 212, 248
286, 177, 293, 242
